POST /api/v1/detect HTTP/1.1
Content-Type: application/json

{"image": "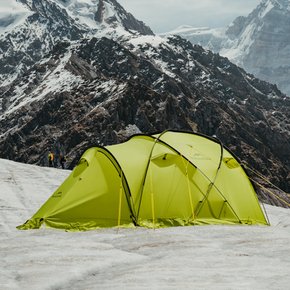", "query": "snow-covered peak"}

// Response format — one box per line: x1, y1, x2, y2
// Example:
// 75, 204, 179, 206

260, 0, 290, 11
257, 1, 275, 18
1, 0, 154, 38
51, 0, 100, 30
220, 0, 290, 62
252, 0, 290, 20
48, 0, 153, 35
165, 0, 290, 95
0, 0, 33, 35
0, 0, 154, 41
0, 0, 153, 89
50, 0, 122, 31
